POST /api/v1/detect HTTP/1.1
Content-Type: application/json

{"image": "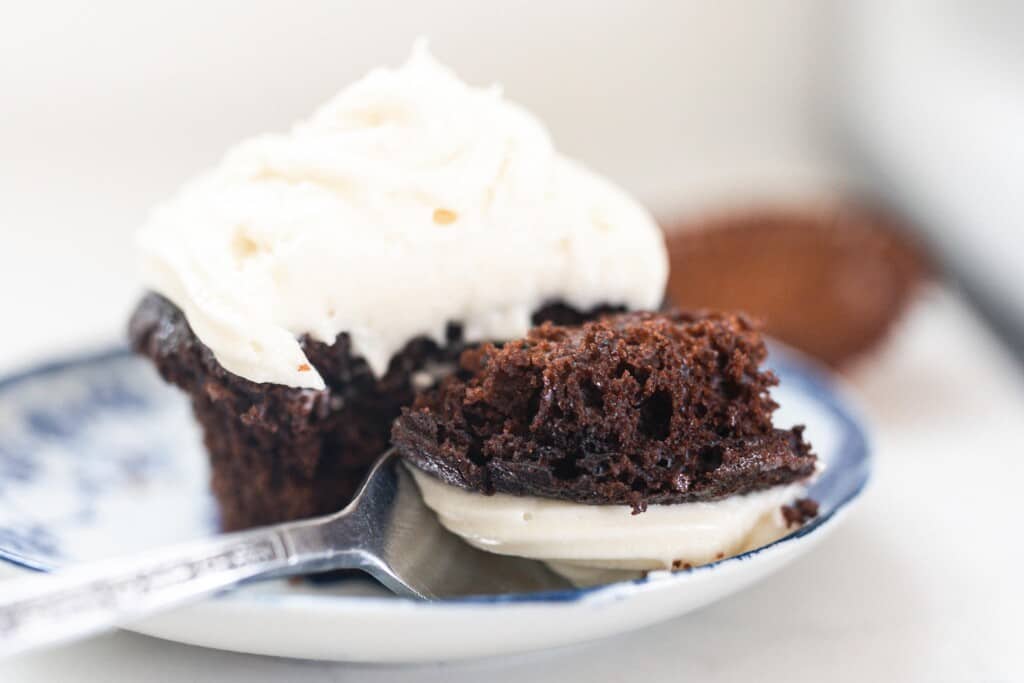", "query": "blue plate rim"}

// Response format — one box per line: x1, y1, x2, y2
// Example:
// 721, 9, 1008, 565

0, 345, 871, 606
